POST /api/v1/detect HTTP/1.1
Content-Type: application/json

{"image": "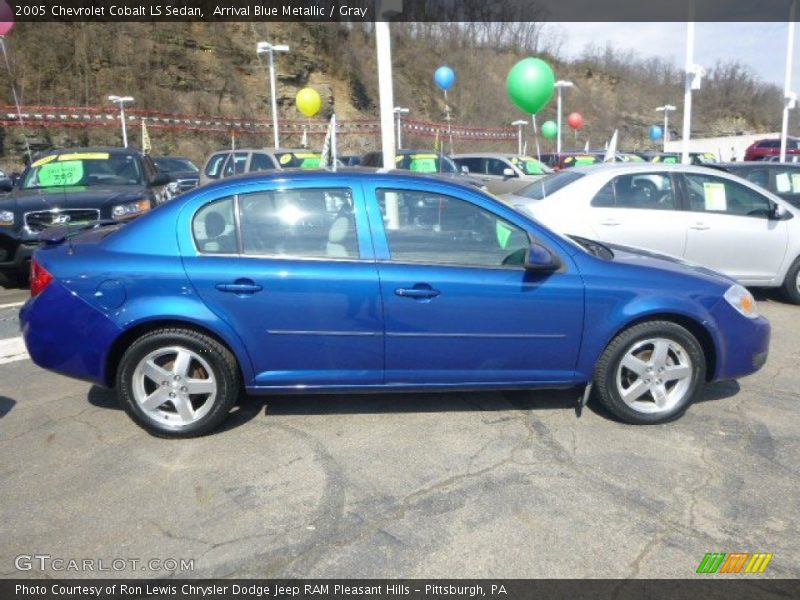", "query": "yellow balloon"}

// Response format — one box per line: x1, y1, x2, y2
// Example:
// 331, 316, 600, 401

295, 88, 322, 117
